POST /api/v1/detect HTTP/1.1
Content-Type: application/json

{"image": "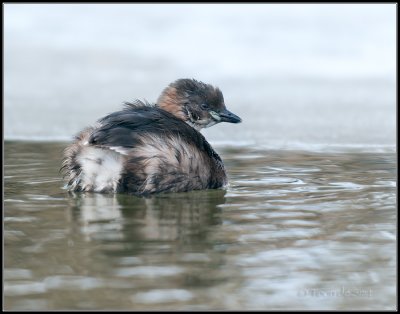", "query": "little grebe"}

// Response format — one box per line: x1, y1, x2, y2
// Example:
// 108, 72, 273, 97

61, 78, 241, 195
